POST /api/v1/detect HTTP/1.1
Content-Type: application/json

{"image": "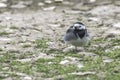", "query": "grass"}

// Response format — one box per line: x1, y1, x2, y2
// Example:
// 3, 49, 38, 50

88, 37, 120, 58
35, 58, 78, 78
10, 26, 19, 29
0, 37, 120, 80
0, 31, 10, 36
0, 48, 3, 51
22, 44, 32, 48
33, 38, 48, 52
